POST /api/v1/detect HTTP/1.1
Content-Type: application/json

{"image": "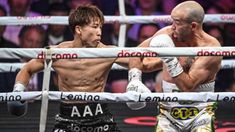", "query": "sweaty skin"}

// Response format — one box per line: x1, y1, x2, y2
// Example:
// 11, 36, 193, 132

15, 20, 128, 94
129, 1, 222, 92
